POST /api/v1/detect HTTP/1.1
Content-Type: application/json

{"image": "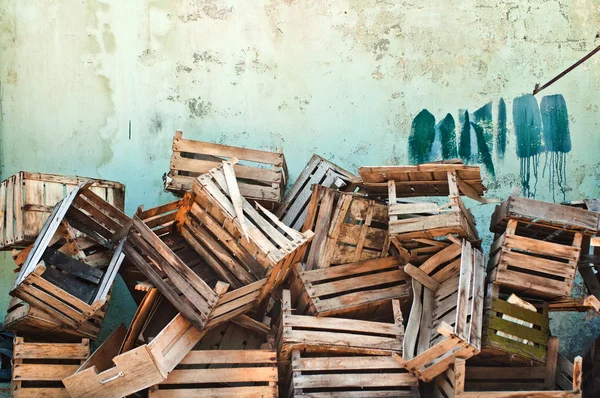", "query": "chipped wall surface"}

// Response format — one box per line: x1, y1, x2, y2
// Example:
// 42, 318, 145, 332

1, 0, 600, 355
